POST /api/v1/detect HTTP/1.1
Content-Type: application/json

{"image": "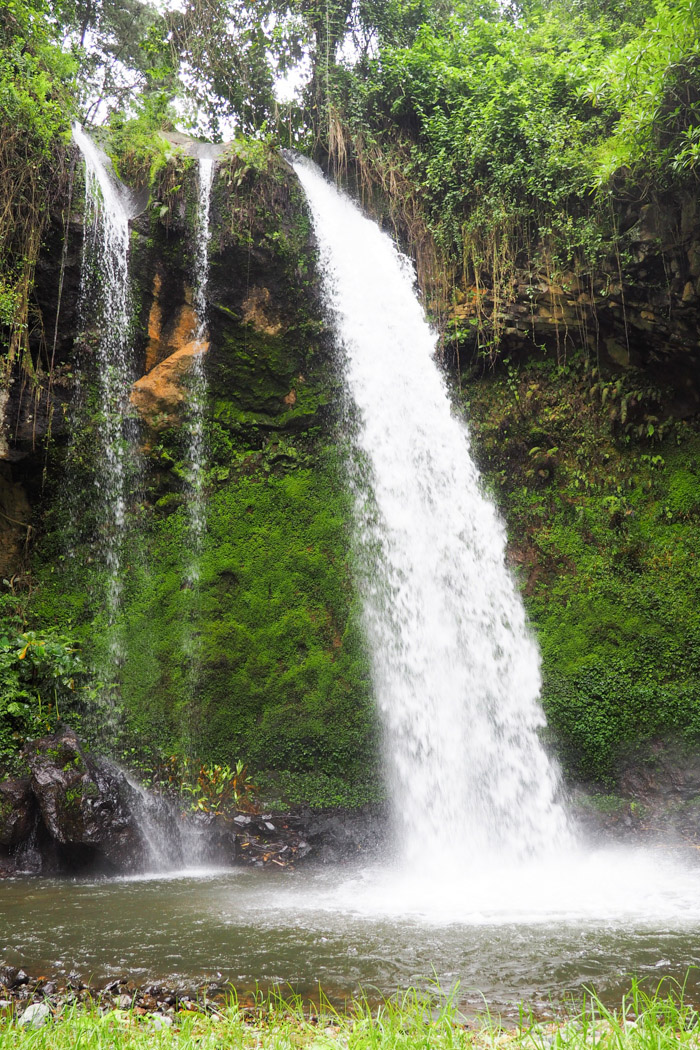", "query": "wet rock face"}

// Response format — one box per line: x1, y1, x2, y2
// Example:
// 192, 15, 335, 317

130, 274, 208, 430
571, 742, 700, 850
0, 779, 35, 847
23, 727, 145, 873
0, 727, 387, 877
447, 191, 700, 413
